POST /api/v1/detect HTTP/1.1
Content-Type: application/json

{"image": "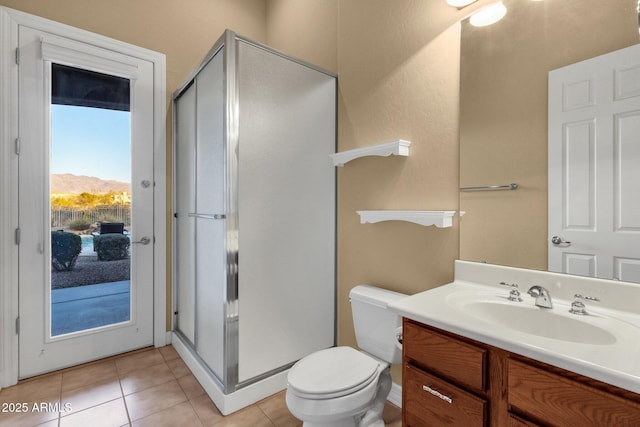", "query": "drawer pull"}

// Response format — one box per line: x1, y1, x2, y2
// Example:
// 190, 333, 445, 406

423, 385, 453, 404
